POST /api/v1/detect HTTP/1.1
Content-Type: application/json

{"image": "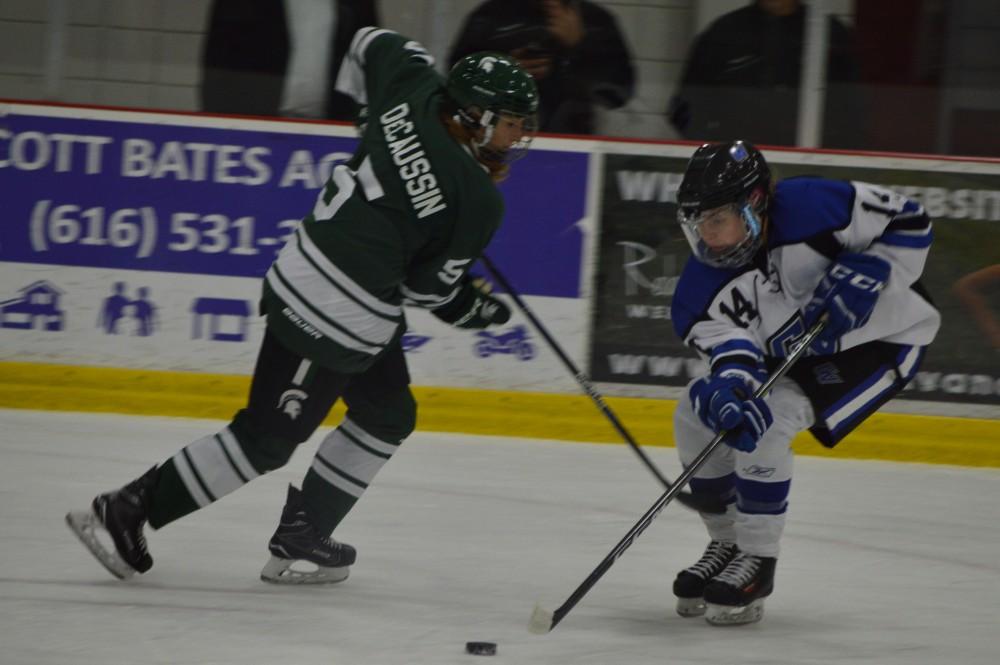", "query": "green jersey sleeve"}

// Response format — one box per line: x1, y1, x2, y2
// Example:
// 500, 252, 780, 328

335, 28, 437, 114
